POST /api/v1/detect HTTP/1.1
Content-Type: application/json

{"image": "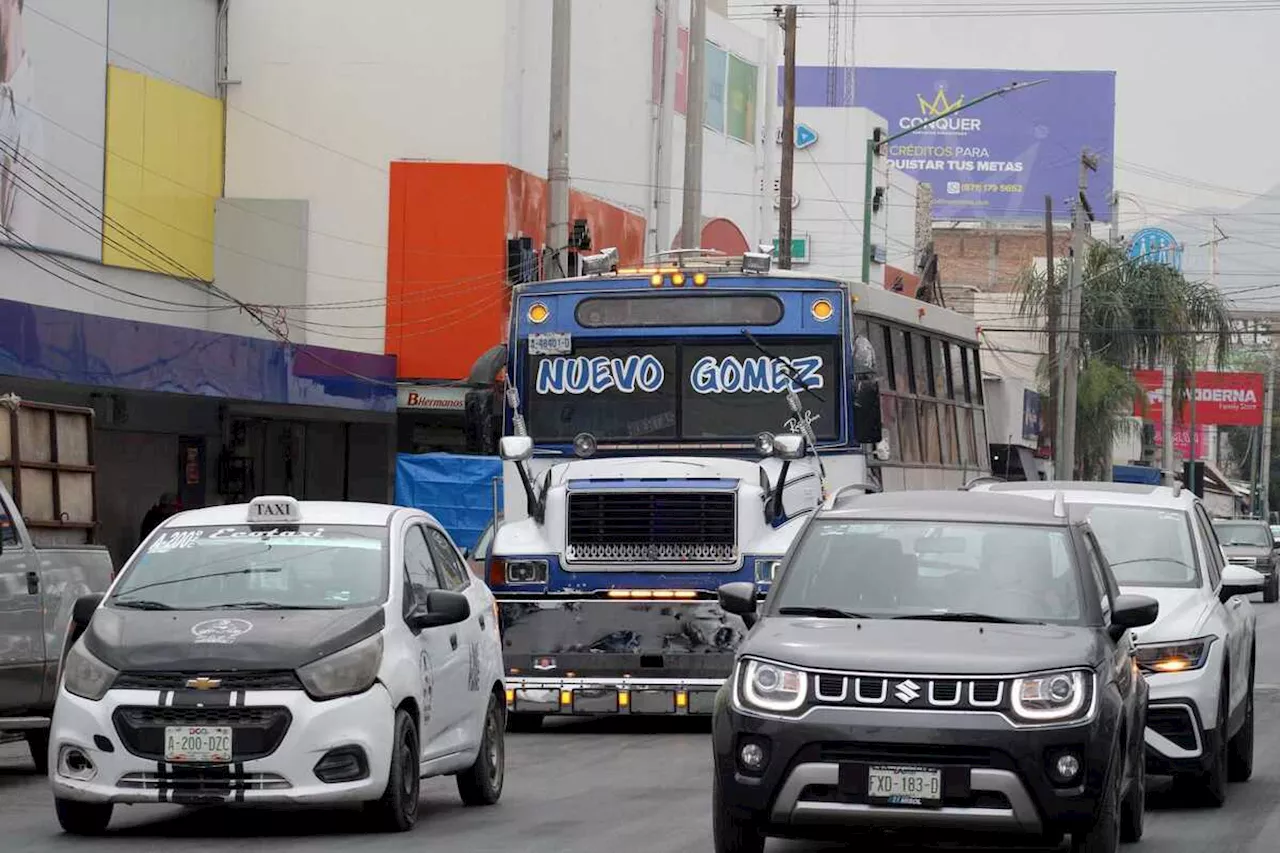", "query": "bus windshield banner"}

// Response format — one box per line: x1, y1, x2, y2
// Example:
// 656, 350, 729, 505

525, 341, 841, 442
